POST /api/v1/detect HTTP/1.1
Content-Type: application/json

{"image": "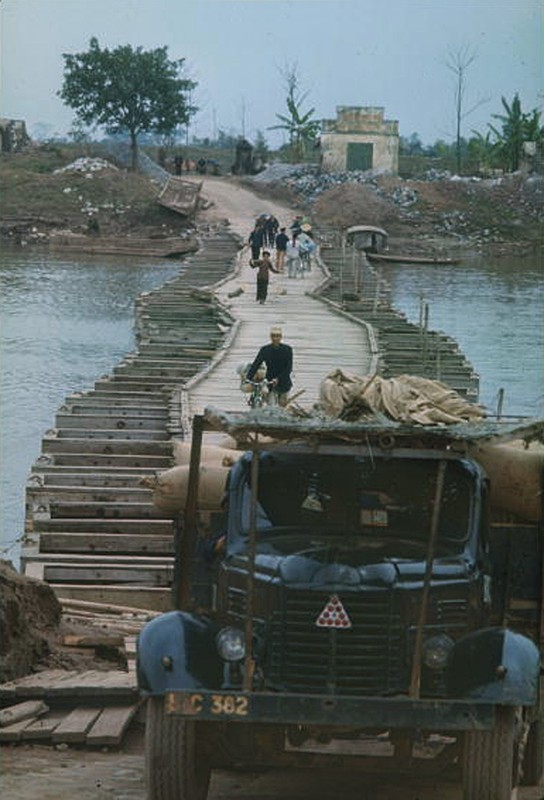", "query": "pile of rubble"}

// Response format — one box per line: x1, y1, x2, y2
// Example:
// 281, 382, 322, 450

252, 161, 543, 249
53, 157, 119, 175
253, 162, 395, 204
